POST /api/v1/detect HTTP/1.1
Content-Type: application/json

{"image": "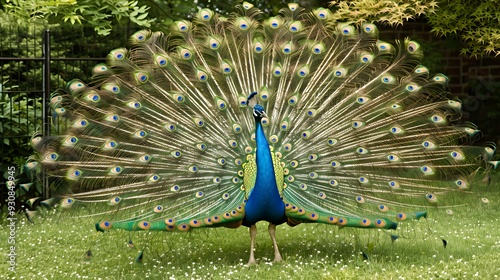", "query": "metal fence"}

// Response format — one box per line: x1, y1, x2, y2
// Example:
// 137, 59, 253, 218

0, 25, 138, 207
